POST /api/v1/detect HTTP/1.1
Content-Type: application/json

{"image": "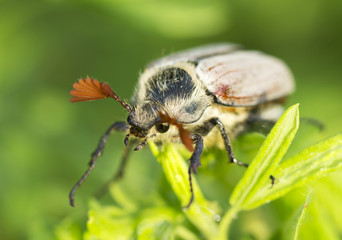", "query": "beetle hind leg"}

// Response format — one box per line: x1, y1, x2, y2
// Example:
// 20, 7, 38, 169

300, 117, 324, 131
244, 117, 276, 136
